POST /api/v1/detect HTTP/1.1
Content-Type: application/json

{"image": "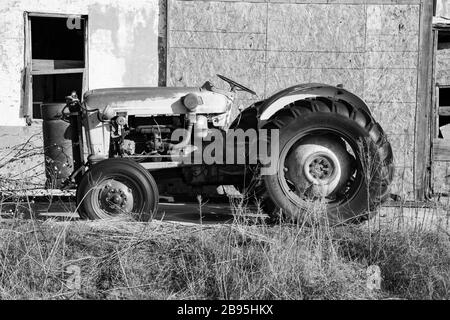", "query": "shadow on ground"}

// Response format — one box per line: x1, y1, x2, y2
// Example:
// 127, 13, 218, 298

0, 197, 250, 224
1, 196, 448, 231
